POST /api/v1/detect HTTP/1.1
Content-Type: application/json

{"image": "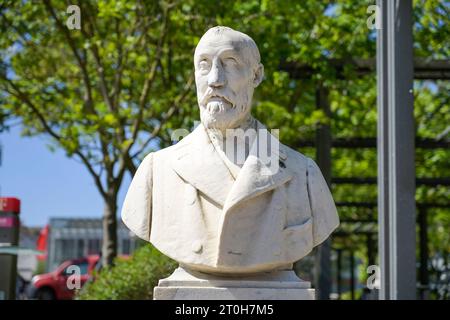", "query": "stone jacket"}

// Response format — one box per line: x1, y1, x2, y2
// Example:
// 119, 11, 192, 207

121, 122, 339, 274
